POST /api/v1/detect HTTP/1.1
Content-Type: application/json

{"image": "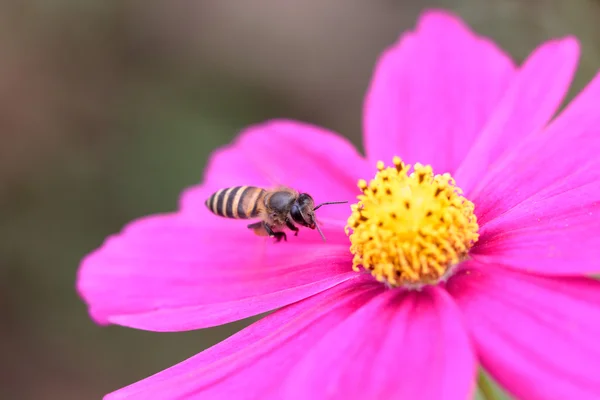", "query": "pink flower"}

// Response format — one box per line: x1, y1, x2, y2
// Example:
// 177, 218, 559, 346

78, 10, 600, 400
